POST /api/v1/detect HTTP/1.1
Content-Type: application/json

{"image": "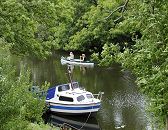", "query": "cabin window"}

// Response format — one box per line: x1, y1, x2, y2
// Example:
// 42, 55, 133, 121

77, 95, 85, 102
59, 96, 73, 102
86, 94, 93, 99
58, 85, 70, 92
